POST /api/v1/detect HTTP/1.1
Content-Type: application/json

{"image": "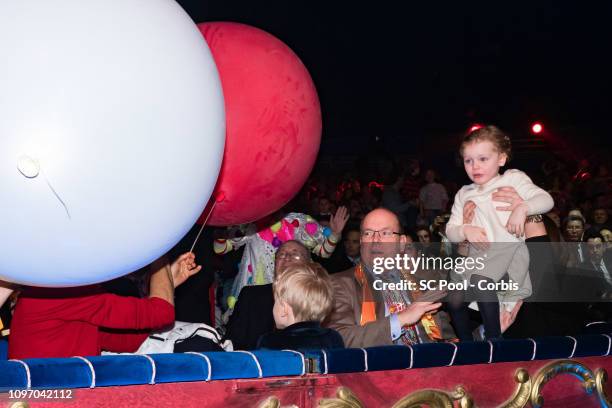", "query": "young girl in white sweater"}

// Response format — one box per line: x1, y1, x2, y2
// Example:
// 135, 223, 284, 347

445, 126, 554, 340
